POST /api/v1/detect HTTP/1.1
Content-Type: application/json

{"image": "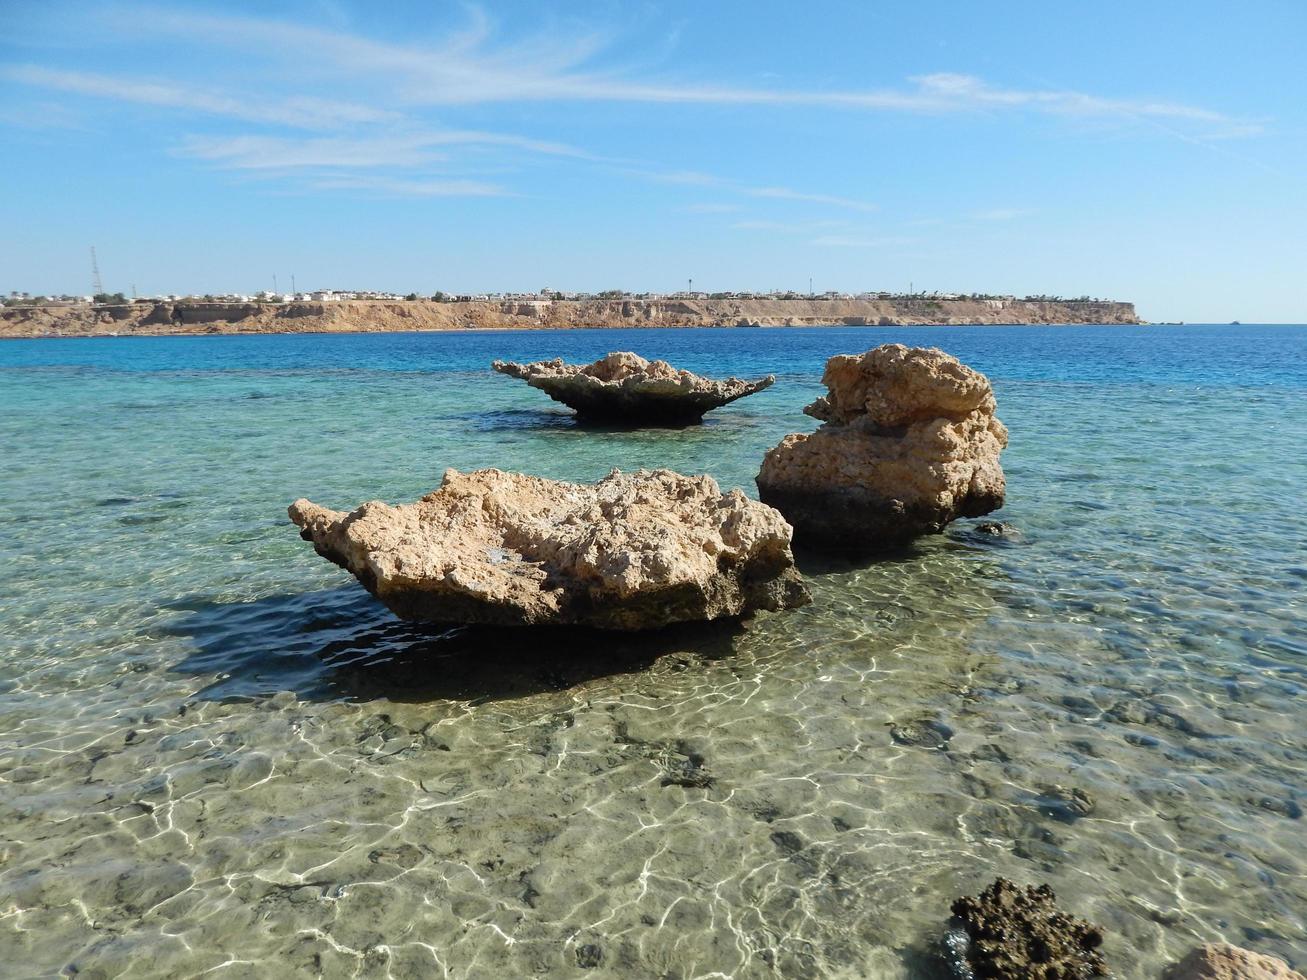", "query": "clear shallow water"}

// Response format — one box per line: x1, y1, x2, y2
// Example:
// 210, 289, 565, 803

1, 324, 1305, 979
